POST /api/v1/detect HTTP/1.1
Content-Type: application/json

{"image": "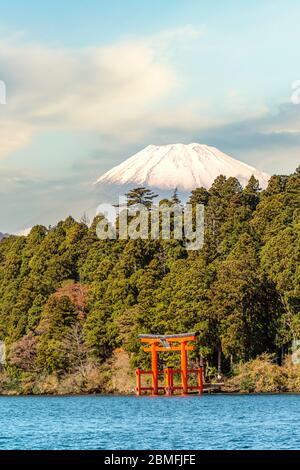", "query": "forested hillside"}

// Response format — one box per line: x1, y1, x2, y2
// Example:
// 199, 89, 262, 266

0, 168, 299, 394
